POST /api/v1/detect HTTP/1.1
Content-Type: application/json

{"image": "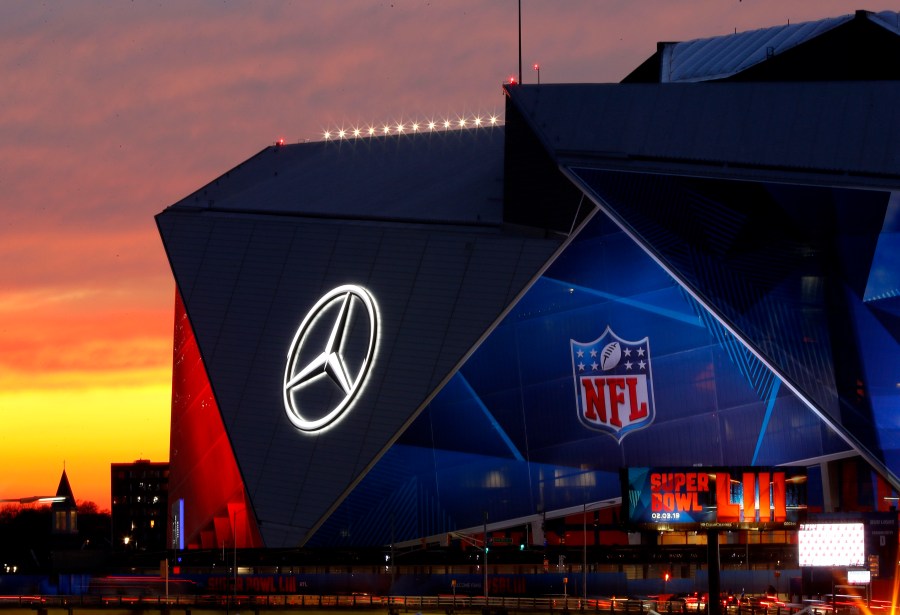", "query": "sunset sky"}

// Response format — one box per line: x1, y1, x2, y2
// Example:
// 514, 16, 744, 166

2, 1, 894, 511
